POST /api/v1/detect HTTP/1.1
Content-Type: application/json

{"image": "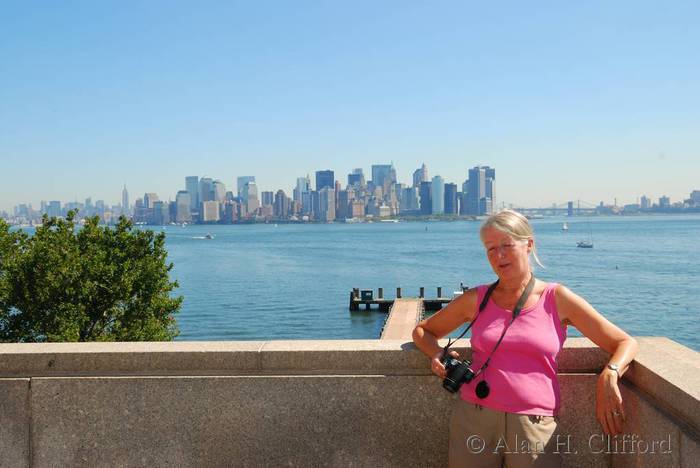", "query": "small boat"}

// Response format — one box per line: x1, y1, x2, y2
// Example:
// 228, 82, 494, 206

562, 222, 569, 231
577, 240, 593, 248
205, 233, 214, 240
